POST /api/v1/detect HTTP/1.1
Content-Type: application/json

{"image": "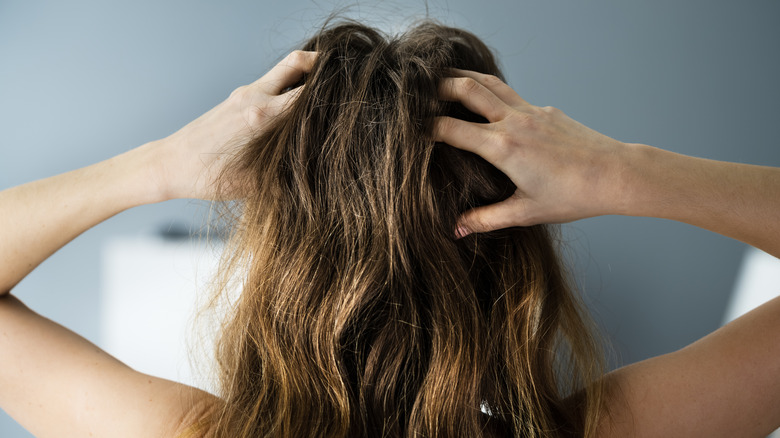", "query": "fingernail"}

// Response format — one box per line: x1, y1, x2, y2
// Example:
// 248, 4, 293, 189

455, 225, 470, 239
